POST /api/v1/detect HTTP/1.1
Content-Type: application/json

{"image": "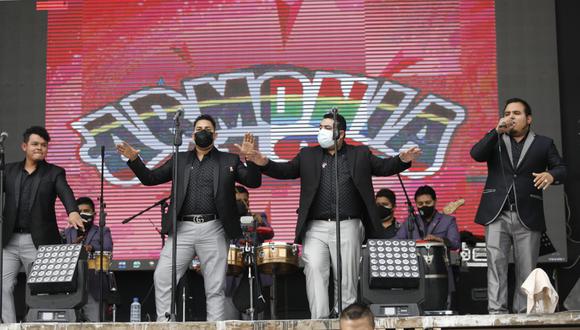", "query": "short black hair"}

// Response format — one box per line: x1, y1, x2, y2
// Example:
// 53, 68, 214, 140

235, 185, 249, 196
504, 97, 532, 116
193, 114, 217, 131
76, 197, 95, 211
339, 302, 375, 328
322, 112, 347, 131
414, 185, 436, 201
376, 188, 396, 207
23, 126, 51, 143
